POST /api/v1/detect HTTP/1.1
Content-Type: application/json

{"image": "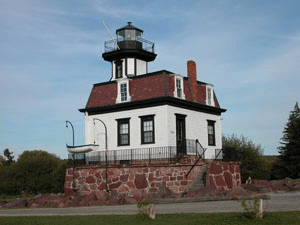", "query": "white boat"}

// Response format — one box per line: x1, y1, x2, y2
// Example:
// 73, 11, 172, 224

66, 144, 99, 153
